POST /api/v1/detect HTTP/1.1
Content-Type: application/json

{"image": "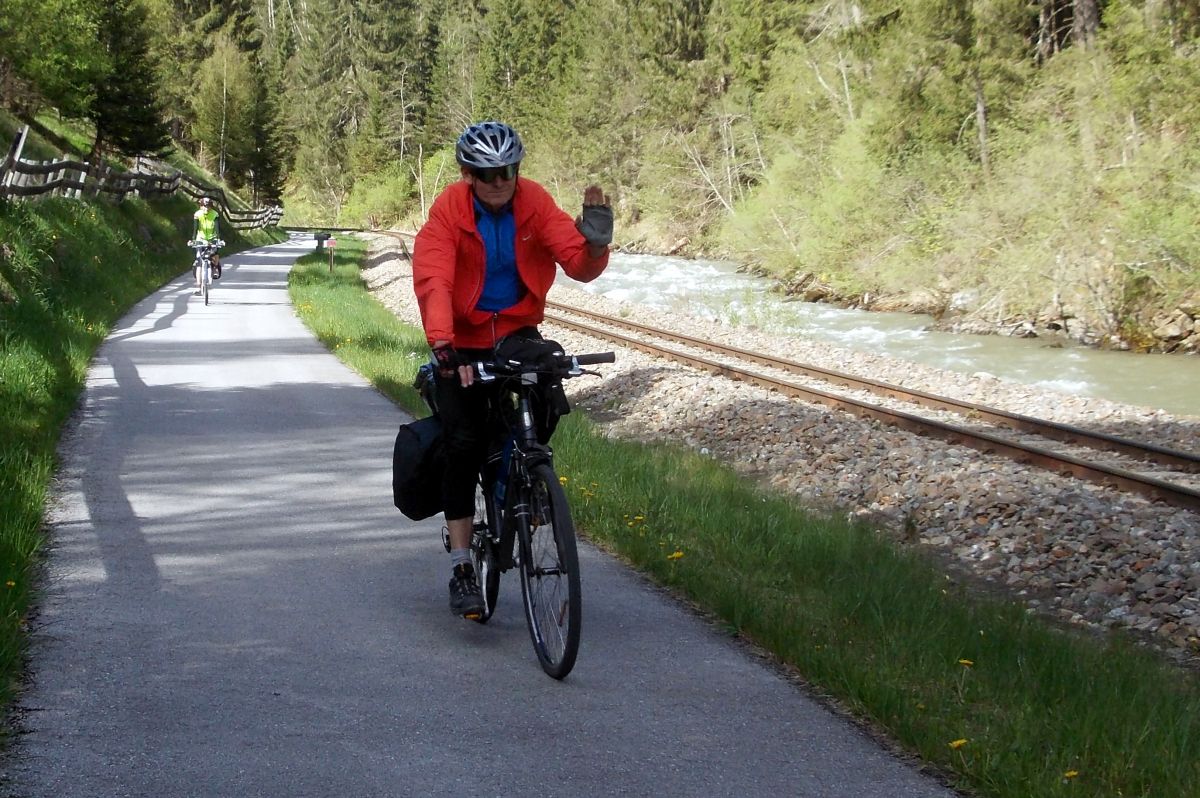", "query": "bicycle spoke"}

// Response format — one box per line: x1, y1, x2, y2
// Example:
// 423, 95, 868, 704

470, 477, 501, 623
531, 575, 569, 649
518, 464, 581, 679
